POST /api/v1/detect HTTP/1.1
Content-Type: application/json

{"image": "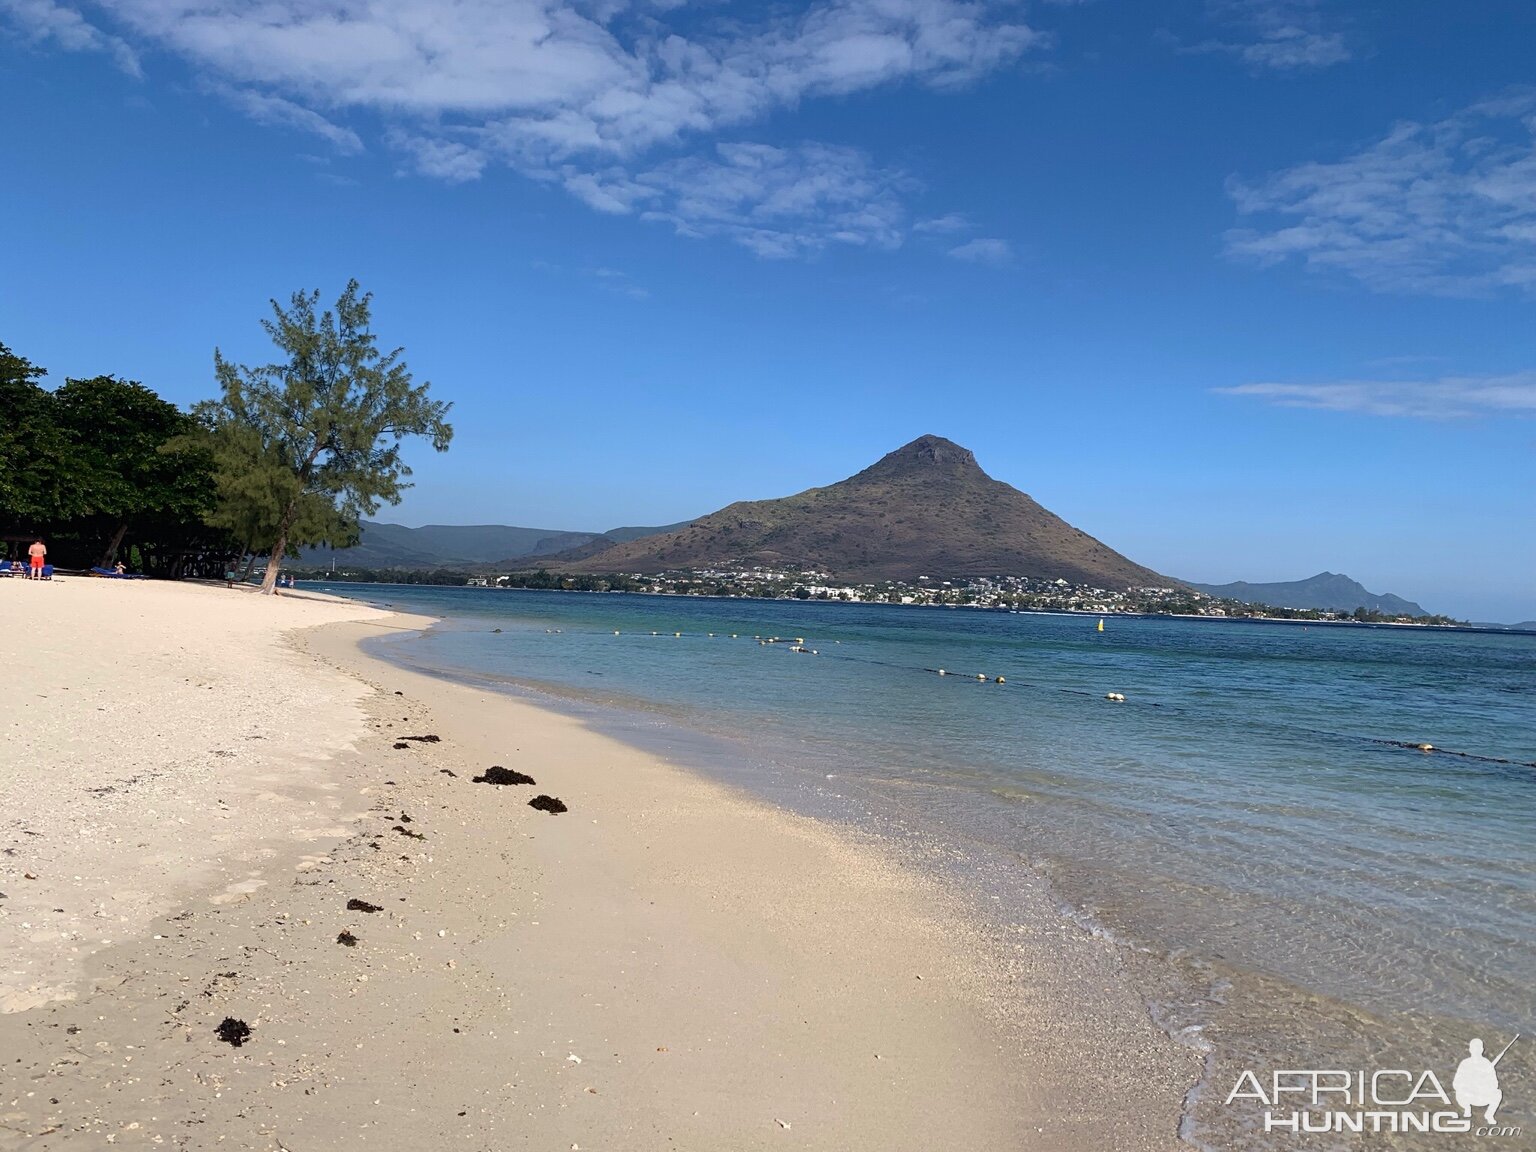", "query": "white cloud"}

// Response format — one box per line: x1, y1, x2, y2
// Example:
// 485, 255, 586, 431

913, 212, 970, 233
947, 236, 1011, 264
2, 0, 1039, 255
1226, 92, 1536, 296
387, 132, 488, 183
1, 0, 139, 75
220, 88, 363, 154
1190, 0, 1350, 72
570, 141, 910, 257
1216, 372, 1536, 419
